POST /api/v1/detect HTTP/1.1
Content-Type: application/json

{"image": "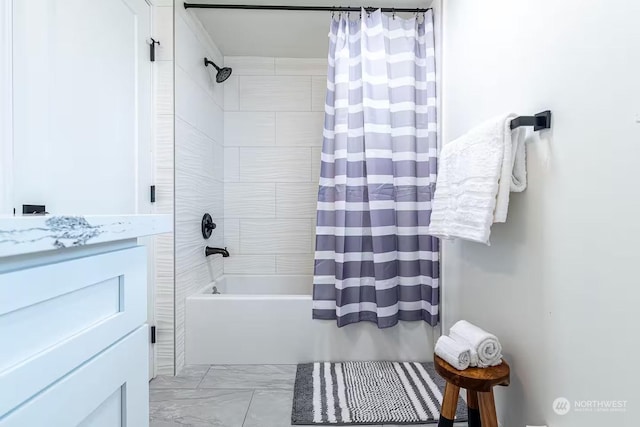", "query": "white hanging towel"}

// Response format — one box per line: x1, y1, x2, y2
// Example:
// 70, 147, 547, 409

427, 114, 526, 245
